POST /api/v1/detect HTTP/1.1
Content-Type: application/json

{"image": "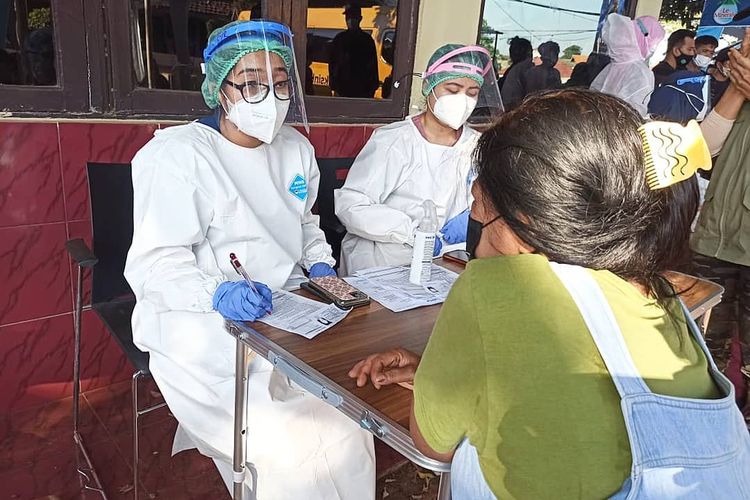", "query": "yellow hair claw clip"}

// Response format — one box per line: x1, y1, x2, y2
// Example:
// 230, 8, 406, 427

639, 120, 712, 191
